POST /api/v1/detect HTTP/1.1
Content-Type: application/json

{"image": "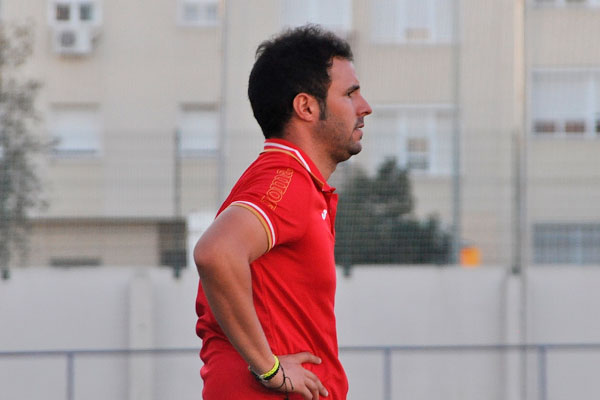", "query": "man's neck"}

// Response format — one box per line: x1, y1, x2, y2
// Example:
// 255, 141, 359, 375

279, 130, 336, 181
